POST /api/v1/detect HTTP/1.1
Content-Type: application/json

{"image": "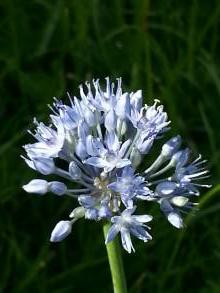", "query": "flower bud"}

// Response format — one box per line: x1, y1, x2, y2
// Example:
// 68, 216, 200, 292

69, 207, 85, 218
48, 181, 67, 195
69, 161, 81, 179
171, 196, 189, 207
161, 135, 182, 158
50, 220, 72, 242
167, 212, 183, 229
22, 179, 48, 195
156, 181, 177, 196
130, 147, 142, 167
171, 148, 190, 168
